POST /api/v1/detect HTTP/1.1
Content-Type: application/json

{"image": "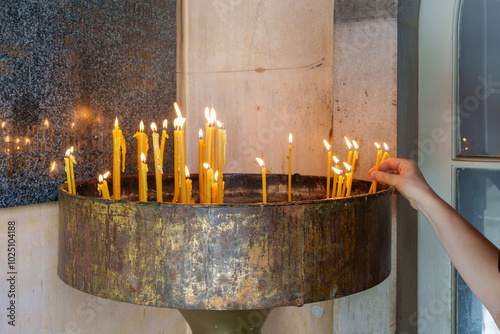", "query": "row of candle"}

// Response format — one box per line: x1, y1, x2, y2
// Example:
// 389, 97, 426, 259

64, 106, 389, 203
